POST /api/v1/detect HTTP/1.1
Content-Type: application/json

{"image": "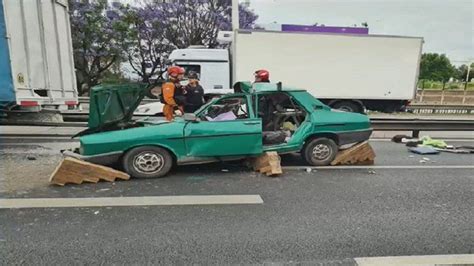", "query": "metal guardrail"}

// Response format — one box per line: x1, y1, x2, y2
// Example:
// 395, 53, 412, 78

370, 118, 474, 137
79, 97, 474, 114
406, 104, 474, 115
2, 117, 473, 139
